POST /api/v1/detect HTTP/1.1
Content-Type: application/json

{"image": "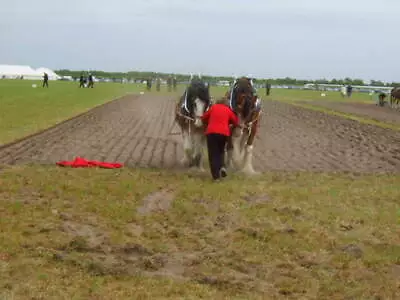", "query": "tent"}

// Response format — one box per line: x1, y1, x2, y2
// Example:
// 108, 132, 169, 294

36, 67, 61, 80
0, 65, 39, 80
0, 64, 60, 80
